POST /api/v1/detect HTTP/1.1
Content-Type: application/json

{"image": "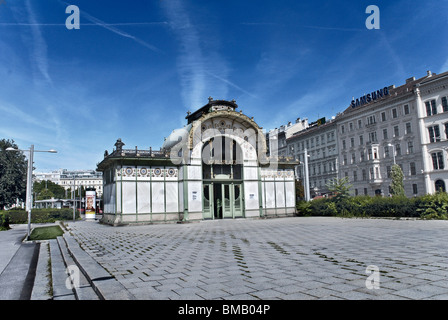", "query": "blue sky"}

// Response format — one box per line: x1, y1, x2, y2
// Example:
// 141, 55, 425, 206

0, 0, 447, 171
